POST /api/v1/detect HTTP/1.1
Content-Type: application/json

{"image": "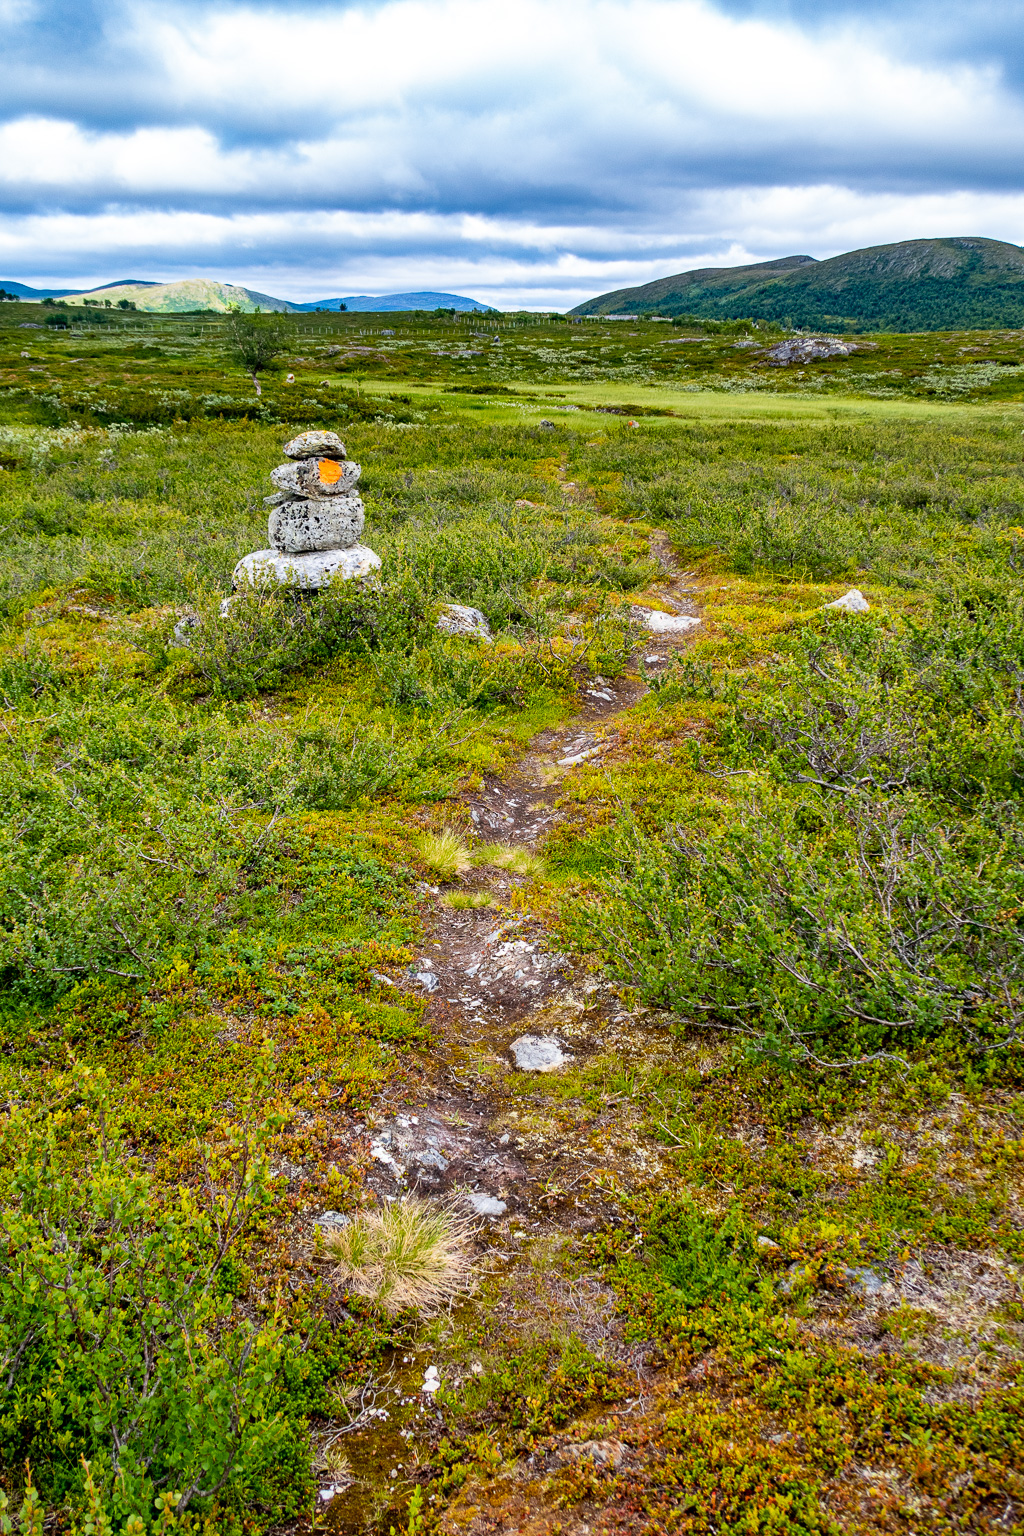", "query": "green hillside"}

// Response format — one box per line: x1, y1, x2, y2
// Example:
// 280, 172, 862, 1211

61, 278, 296, 313
572, 236, 1024, 331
